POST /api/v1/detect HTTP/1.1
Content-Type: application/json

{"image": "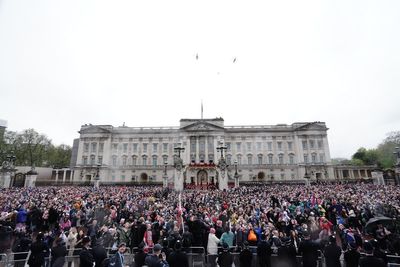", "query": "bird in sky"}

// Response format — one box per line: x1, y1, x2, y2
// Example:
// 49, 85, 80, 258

233, 57, 237, 63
